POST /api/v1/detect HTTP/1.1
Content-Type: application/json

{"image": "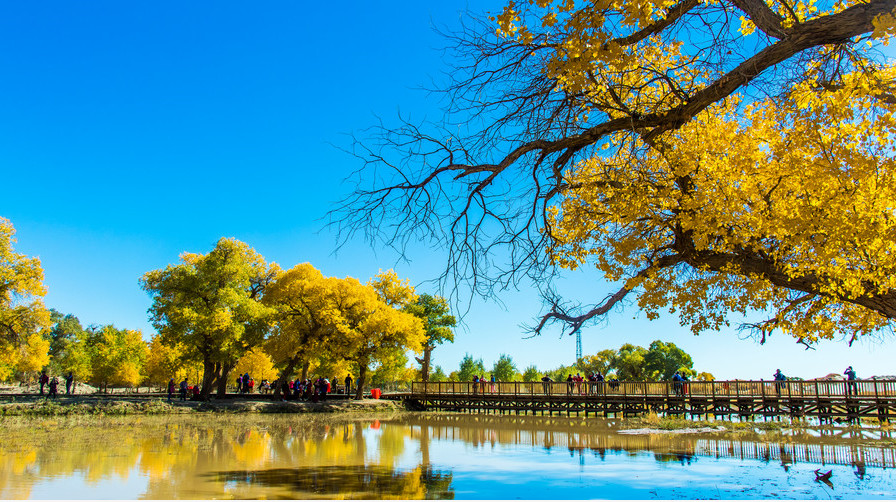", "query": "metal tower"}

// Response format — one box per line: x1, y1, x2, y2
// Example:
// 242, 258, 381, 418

575, 328, 582, 361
